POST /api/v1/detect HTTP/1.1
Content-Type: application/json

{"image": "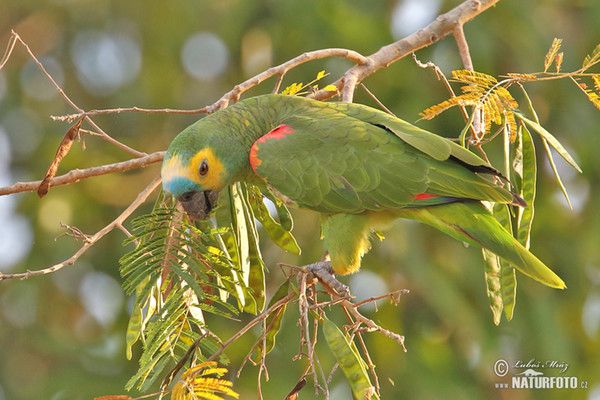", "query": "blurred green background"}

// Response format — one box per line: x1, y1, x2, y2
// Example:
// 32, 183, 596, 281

1, 0, 599, 399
